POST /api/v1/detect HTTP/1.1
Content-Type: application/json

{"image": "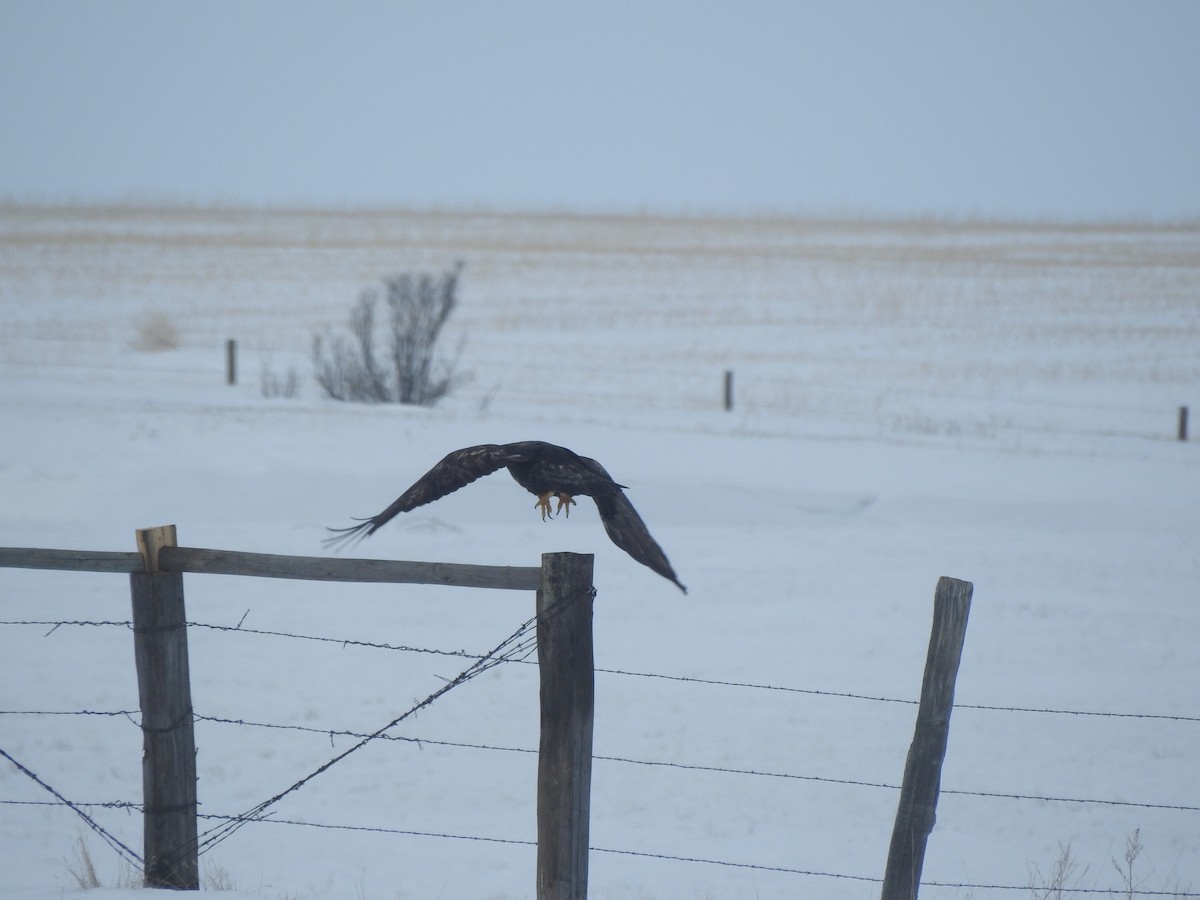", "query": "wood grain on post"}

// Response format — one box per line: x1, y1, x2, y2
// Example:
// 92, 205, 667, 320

535, 552, 595, 900
880, 576, 973, 900
131, 525, 199, 890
